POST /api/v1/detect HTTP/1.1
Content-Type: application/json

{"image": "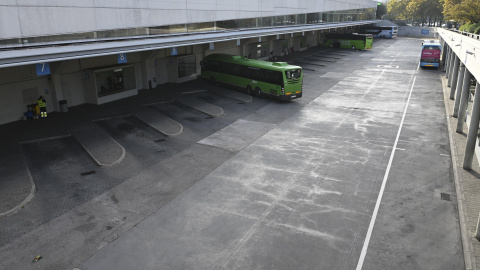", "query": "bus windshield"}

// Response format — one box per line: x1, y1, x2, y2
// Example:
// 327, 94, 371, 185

421, 45, 441, 59
285, 69, 302, 79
